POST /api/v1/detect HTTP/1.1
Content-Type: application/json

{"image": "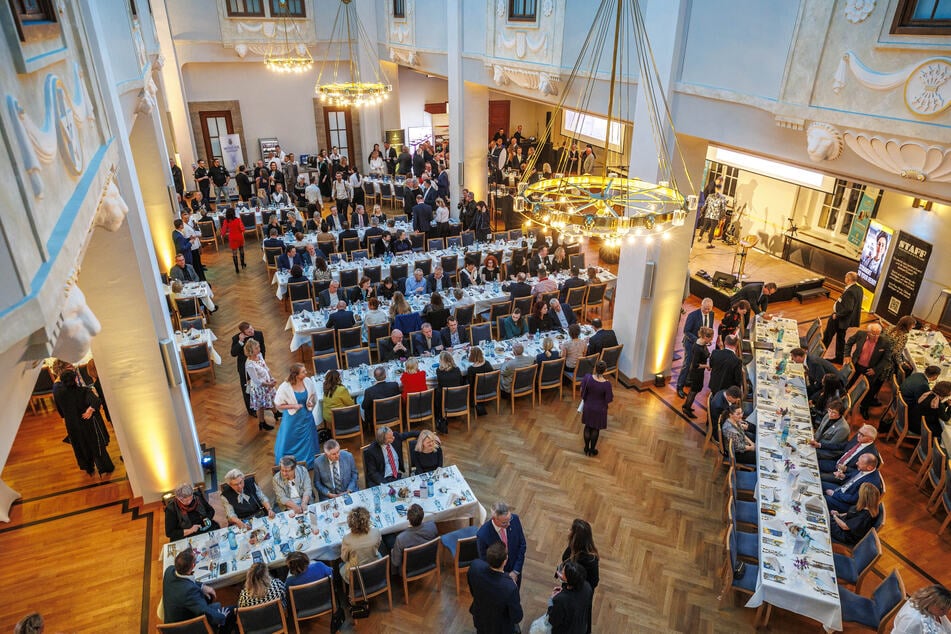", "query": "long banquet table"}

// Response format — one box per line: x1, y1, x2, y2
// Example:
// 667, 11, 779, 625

161, 465, 484, 589
745, 316, 842, 631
